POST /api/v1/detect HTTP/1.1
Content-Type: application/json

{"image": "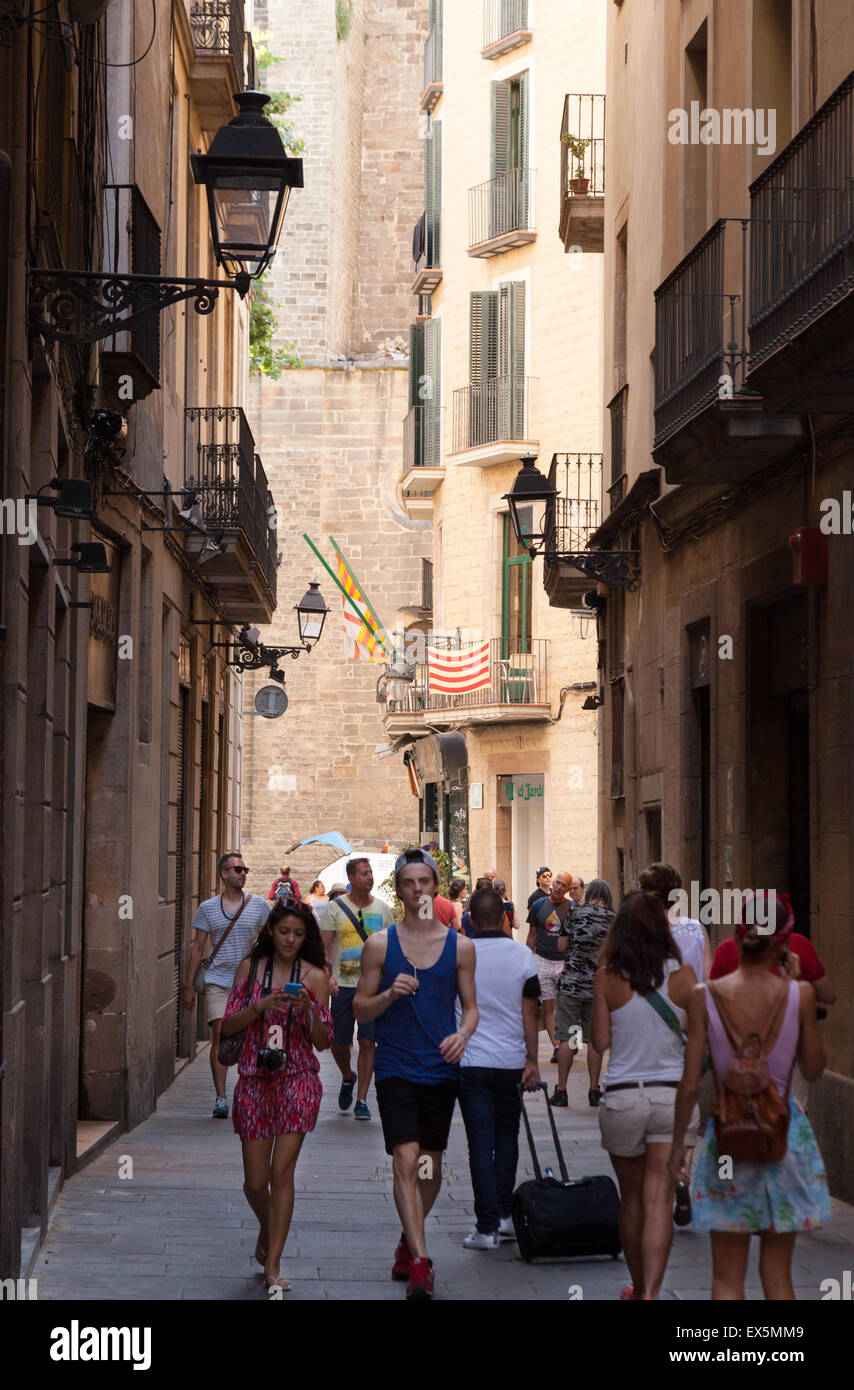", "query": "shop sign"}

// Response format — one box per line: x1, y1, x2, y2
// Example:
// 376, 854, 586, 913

501, 774, 544, 804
